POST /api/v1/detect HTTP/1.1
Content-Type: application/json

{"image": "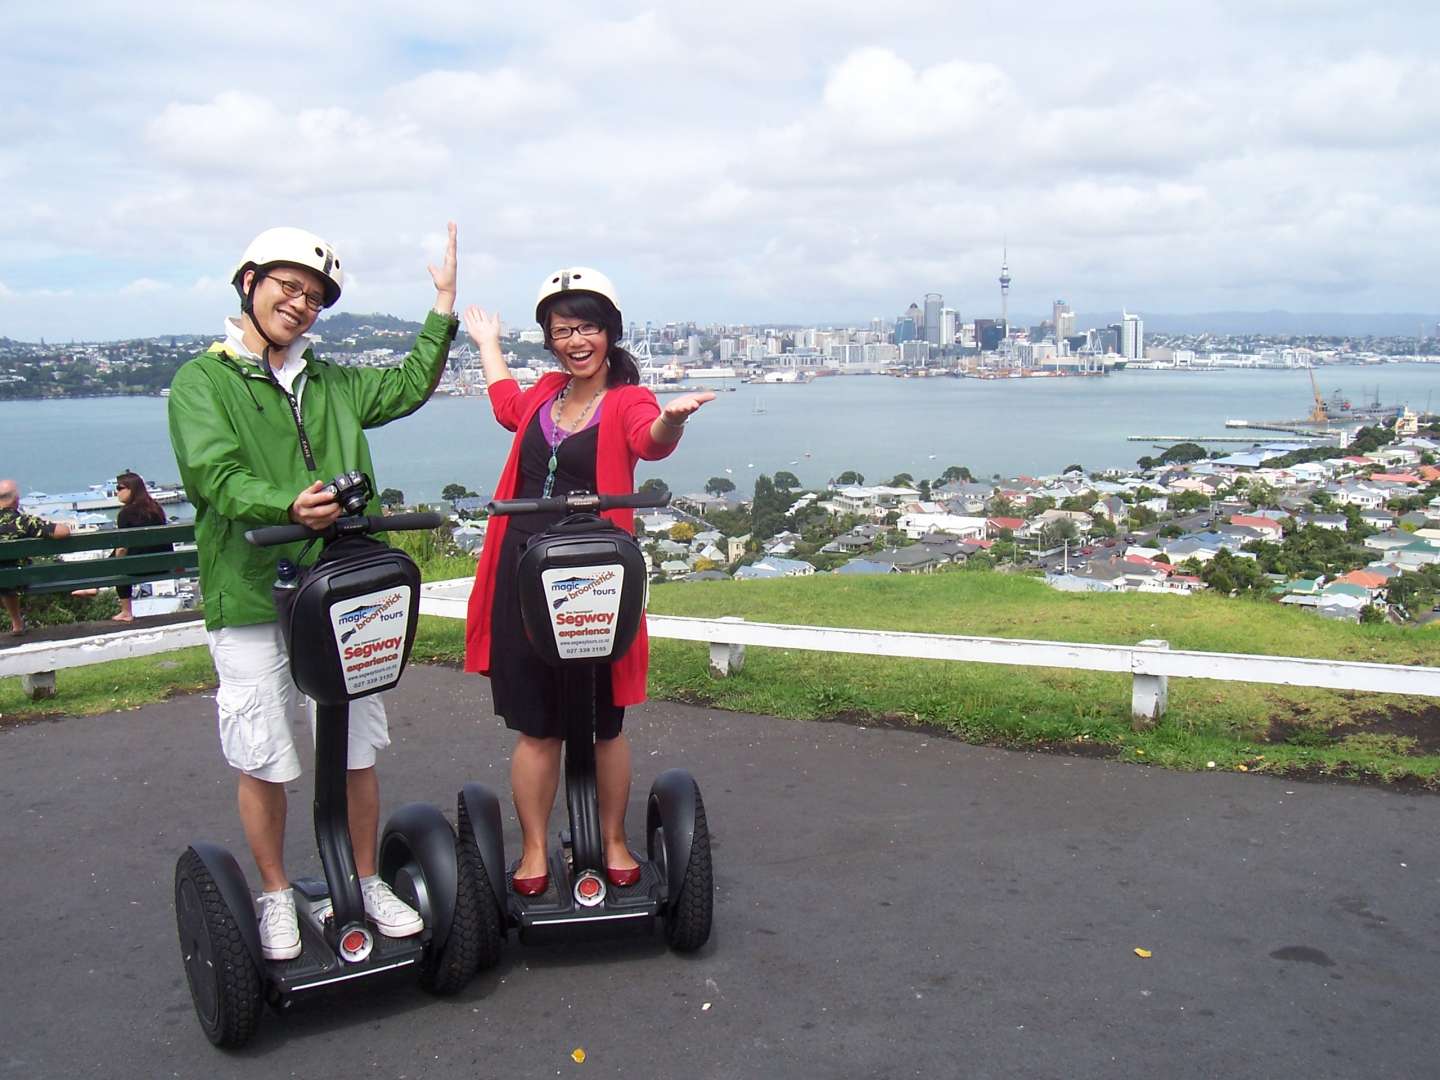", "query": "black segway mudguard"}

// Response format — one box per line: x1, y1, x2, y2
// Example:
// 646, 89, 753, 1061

187, 842, 264, 973
459, 782, 509, 919
379, 803, 459, 949
646, 768, 699, 901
